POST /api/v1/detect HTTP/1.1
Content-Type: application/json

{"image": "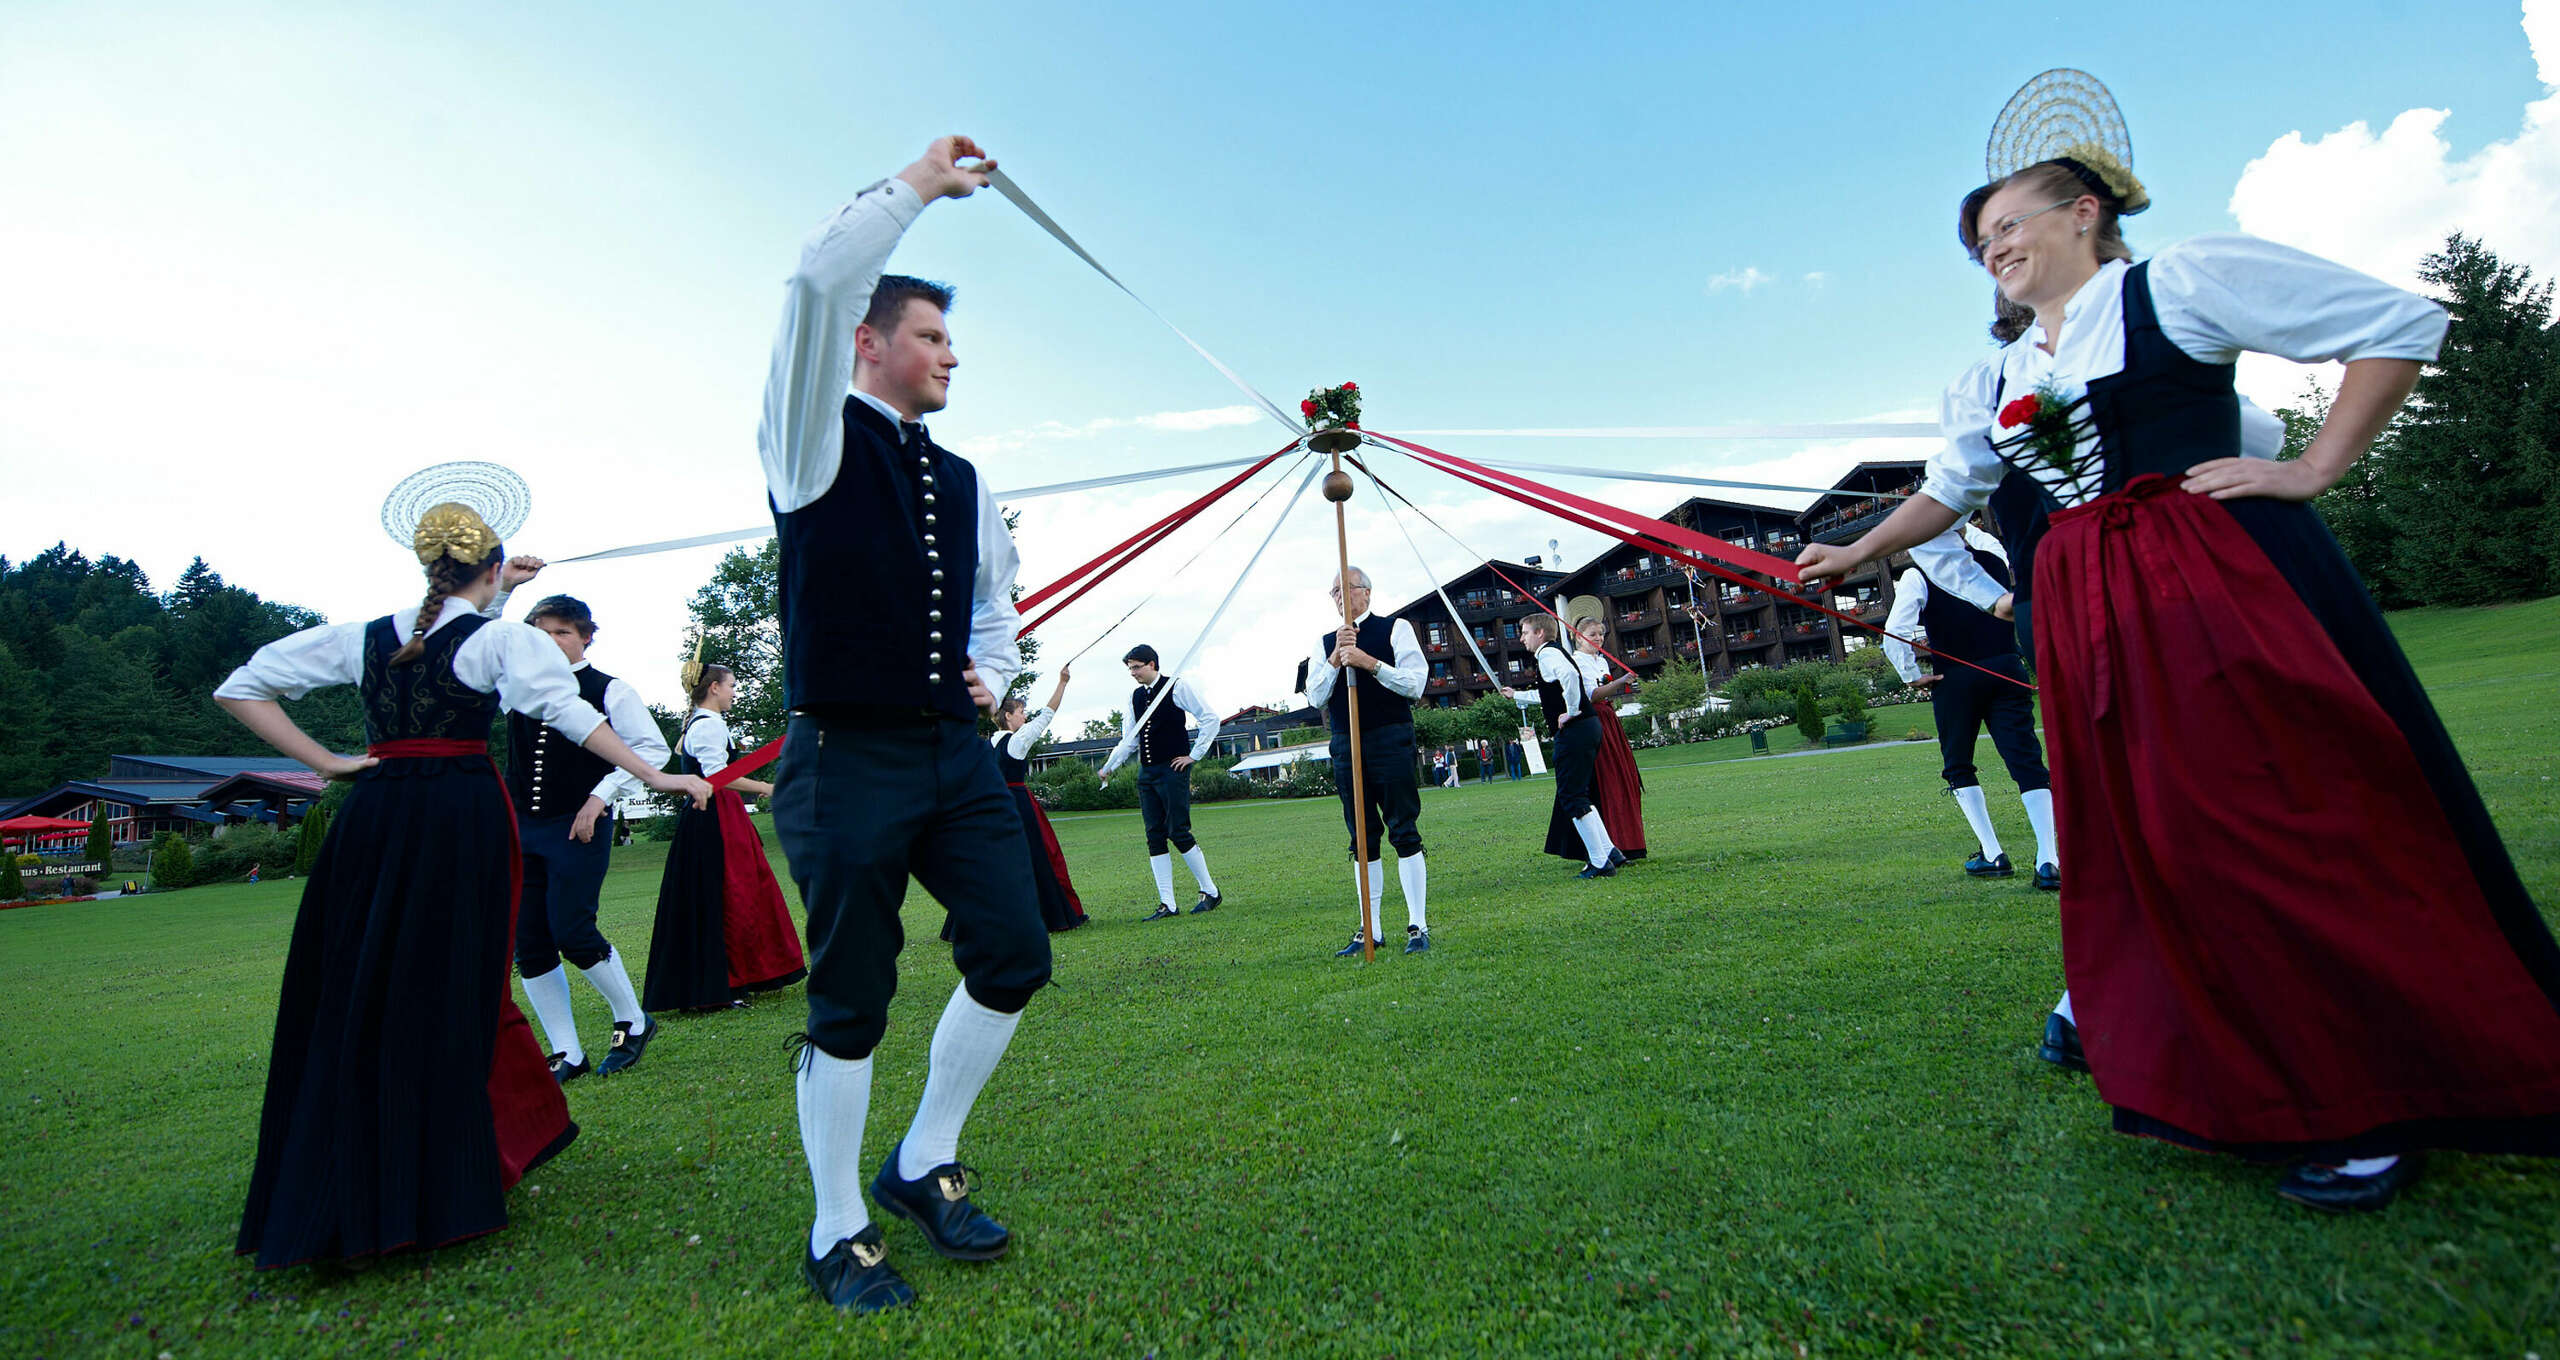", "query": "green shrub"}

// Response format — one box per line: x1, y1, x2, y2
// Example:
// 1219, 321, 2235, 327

1266, 764, 1335, 799
293, 806, 333, 876
195, 825, 298, 882
151, 832, 196, 890
0, 851, 20, 902
84, 813, 112, 867
1829, 685, 1870, 730
1792, 685, 1826, 745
